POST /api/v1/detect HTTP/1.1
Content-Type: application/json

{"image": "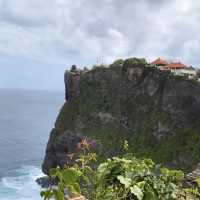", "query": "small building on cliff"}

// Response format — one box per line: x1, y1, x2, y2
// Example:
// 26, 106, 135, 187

151, 58, 197, 79
151, 58, 168, 69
